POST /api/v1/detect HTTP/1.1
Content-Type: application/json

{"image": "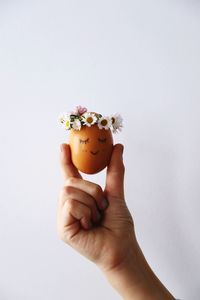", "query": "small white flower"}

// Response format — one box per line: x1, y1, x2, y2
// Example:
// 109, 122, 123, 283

63, 116, 71, 130
58, 113, 67, 124
72, 118, 82, 130
111, 113, 123, 133
82, 112, 97, 127
98, 116, 112, 130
